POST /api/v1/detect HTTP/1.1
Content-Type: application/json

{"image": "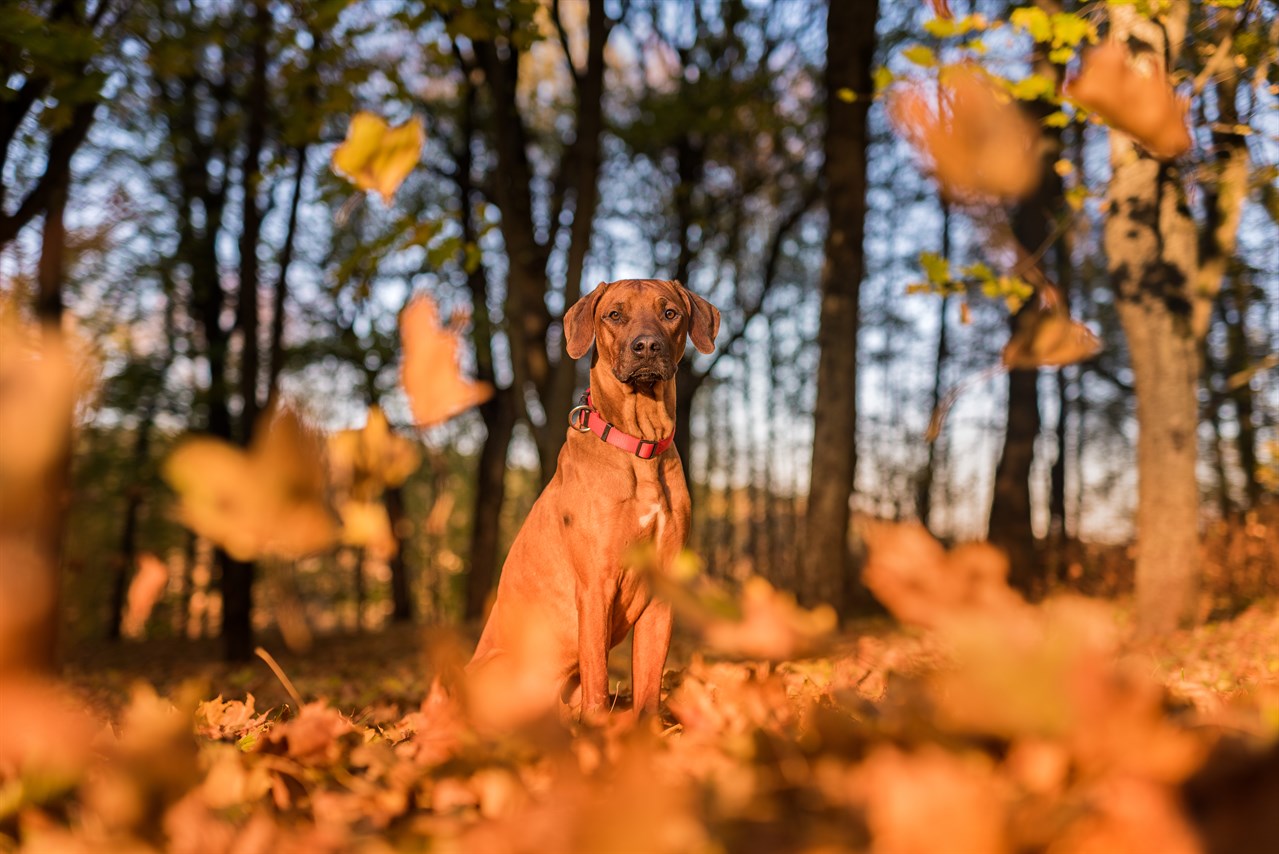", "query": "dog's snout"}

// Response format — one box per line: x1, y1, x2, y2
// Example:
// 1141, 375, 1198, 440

631, 335, 663, 355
